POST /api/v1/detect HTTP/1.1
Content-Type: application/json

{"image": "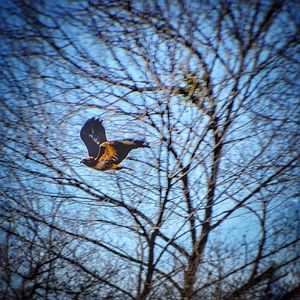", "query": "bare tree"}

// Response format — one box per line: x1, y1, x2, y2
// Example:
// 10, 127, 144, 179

1, 0, 299, 299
